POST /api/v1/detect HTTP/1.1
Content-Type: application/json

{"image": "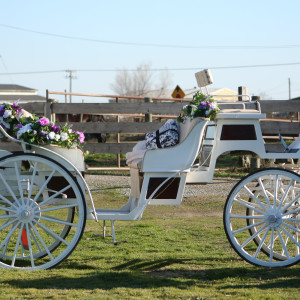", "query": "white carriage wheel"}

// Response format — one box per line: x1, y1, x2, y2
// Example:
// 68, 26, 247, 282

224, 168, 300, 267
0, 153, 86, 270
